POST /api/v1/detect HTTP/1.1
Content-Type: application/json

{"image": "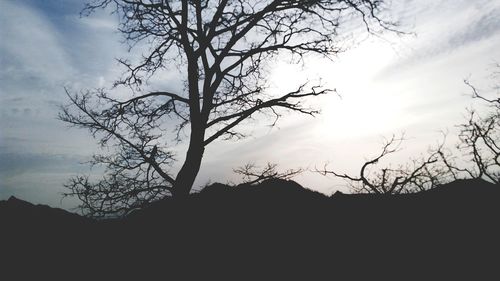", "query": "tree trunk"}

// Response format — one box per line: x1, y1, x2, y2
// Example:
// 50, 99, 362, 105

174, 126, 205, 197
174, 51, 206, 197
